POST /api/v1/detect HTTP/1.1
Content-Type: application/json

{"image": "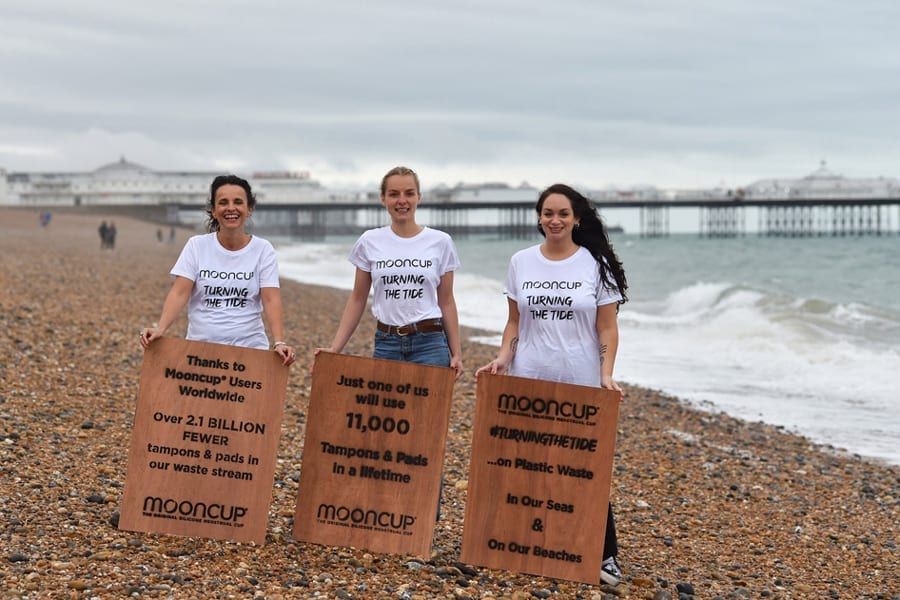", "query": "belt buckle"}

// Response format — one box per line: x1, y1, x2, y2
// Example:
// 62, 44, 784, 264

396, 324, 412, 336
